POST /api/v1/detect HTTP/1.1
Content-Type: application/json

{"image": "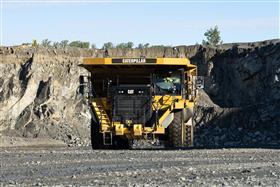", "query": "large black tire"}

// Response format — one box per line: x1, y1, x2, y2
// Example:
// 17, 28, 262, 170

168, 109, 194, 148
90, 107, 107, 149
90, 117, 104, 149
168, 111, 186, 148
